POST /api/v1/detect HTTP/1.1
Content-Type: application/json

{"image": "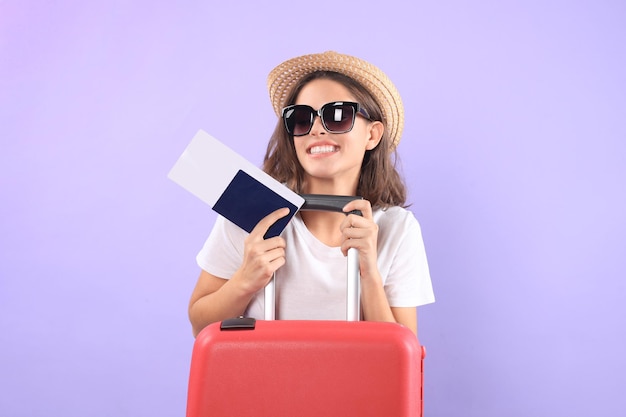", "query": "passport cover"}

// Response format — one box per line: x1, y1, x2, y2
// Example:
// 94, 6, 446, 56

213, 170, 298, 238
168, 130, 304, 237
